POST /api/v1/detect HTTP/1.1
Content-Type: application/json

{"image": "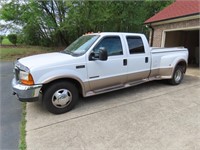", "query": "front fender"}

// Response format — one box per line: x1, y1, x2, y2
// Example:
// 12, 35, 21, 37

31, 68, 89, 96
37, 69, 84, 84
